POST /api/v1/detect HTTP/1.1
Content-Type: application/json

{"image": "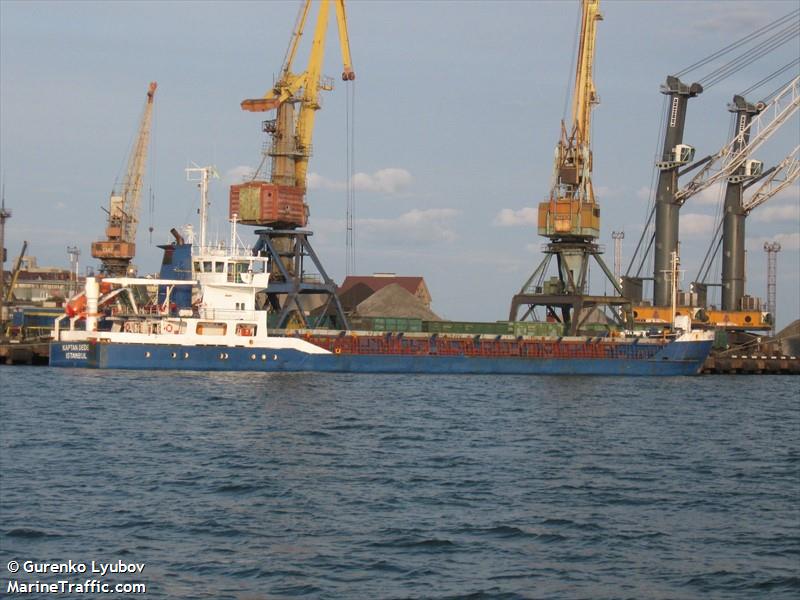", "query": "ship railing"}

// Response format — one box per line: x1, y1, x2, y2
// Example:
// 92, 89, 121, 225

112, 304, 164, 317
197, 307, 261, 322
193, 243, 254, 258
